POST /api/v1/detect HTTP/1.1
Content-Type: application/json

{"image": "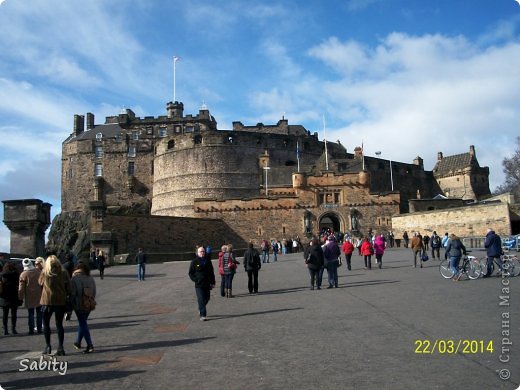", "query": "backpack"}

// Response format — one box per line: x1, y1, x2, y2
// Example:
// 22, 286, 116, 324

81, 287, 96, 312
432, 235, 440, 246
